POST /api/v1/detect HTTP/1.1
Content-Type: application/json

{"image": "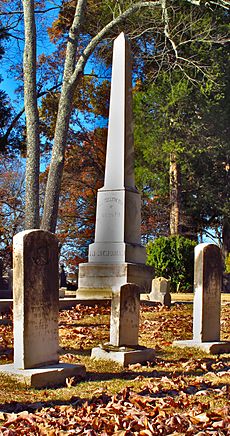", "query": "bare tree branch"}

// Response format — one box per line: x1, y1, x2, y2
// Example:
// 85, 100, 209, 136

0, 6, 60, 16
